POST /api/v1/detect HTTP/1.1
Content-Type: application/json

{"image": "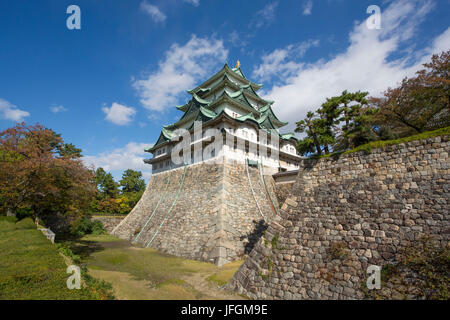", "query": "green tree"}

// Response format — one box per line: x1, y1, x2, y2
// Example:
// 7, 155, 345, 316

94, 167, 119, 199
57, 143, 82, 159
119, 169, 146, 193
319, 90, 371, 150
295, 111, 324, 156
